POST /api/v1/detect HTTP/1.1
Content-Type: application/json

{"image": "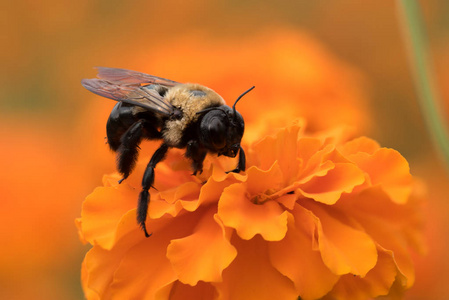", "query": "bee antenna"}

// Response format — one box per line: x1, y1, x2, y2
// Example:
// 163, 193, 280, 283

233, 86, 255, 114
232, 85, 256, 120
